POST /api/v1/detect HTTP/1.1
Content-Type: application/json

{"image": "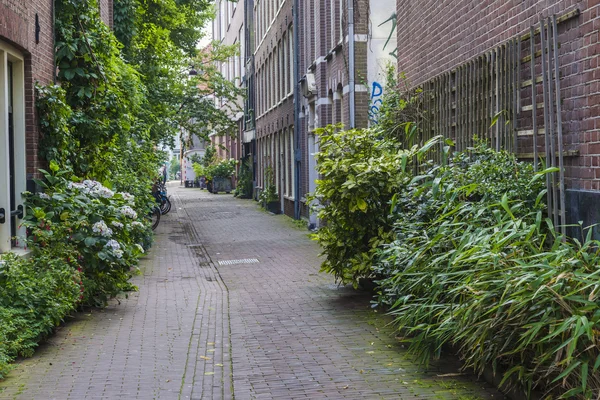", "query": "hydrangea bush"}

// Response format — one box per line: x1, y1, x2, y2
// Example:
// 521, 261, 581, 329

23, 163, 152, 307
